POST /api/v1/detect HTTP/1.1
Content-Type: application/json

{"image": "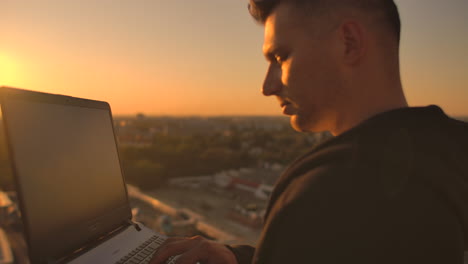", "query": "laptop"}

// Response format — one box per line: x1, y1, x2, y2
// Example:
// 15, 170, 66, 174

0, 87, 177, 264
